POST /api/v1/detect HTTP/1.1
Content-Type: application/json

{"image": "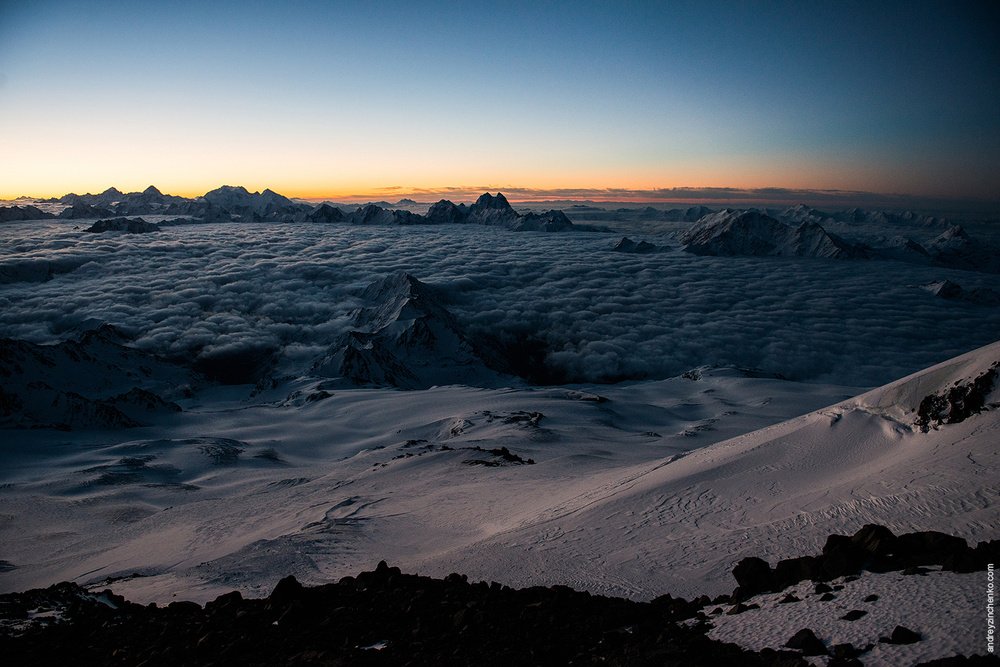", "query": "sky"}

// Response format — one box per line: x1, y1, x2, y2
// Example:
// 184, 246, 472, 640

1, 0, 998, 205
